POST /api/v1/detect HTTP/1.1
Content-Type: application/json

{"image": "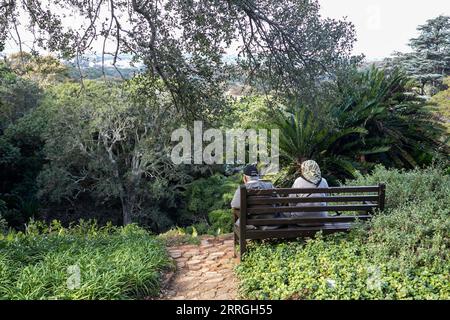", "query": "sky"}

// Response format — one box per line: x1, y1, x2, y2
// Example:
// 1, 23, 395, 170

3, 0, 450, 62
319, 0, 450, 60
